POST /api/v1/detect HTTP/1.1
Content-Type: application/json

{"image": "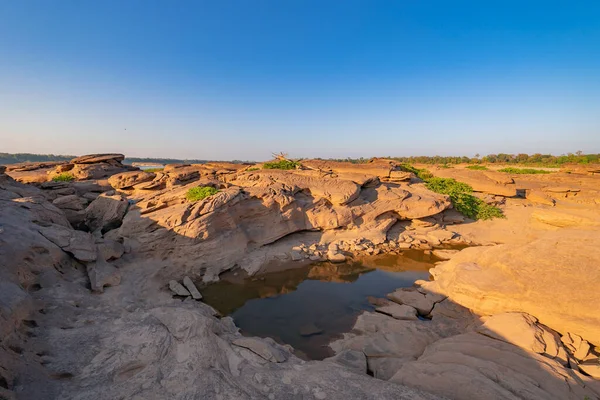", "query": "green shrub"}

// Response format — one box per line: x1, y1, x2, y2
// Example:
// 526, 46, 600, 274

247, 167, 259, 171
262, 160, 299, 170
399, 164, 433, 180
498, 167, 550, 174
466, 165, 488, 170
439, 164, 453, 169
52, 173, 75, 182
144, 168, 164, 173
420, 176, 504, 220
185, 186, 219, 202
